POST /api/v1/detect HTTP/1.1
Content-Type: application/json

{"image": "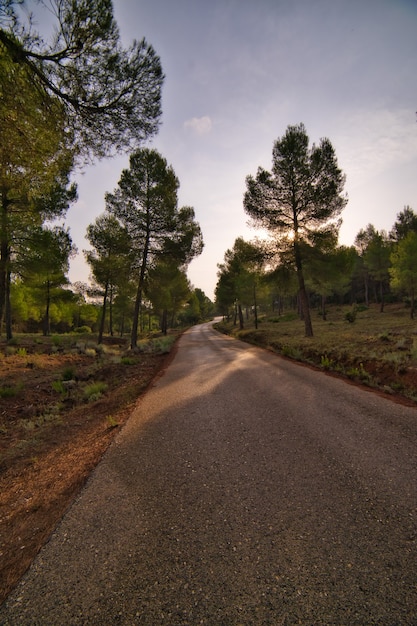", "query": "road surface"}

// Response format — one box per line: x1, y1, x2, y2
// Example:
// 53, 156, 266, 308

1, 322, 416, 624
